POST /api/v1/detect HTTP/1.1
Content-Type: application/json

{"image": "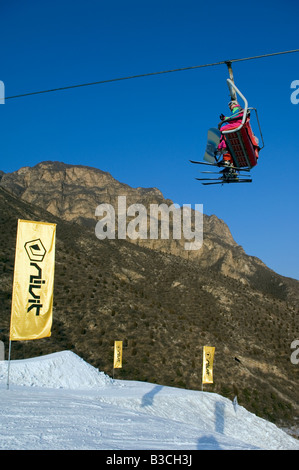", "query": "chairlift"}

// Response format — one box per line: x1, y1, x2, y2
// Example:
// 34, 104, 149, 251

190, 62, 264, 185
